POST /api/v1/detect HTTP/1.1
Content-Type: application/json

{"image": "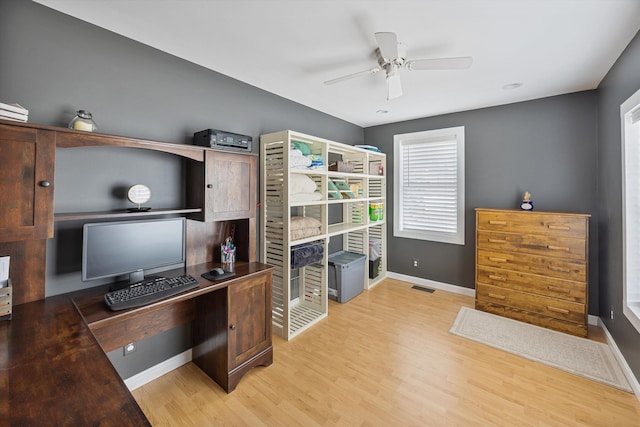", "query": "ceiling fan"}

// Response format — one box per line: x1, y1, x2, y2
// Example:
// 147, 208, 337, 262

324, 32, 473, 101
